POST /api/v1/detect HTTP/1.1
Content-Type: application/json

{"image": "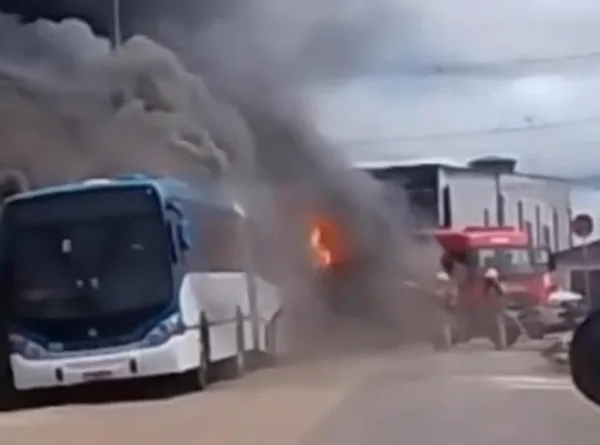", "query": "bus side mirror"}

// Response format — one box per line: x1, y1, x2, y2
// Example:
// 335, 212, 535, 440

176, 220, 192, 252
166, 201, 183, 217
167, 224, 179, 262
570, 311, 600, 407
